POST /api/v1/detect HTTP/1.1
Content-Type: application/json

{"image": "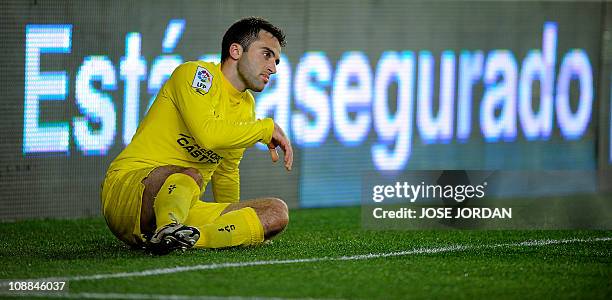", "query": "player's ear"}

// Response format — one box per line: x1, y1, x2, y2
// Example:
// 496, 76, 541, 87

229, 43, 243, 60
